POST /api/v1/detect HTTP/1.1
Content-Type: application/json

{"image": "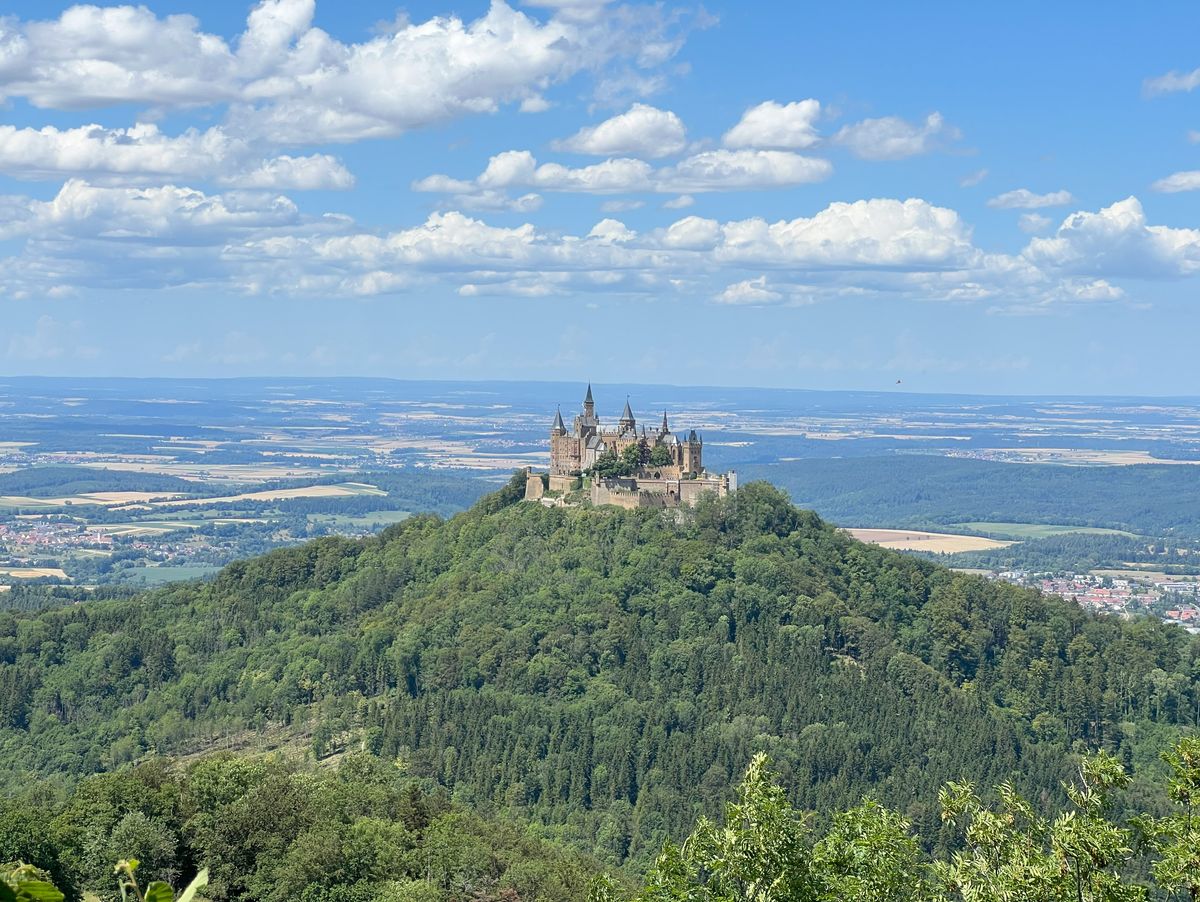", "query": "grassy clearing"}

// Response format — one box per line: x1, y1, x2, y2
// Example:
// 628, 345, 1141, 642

845, 528, 1013, 554
954, 521, 1138, 540
111, 565, 223, 585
